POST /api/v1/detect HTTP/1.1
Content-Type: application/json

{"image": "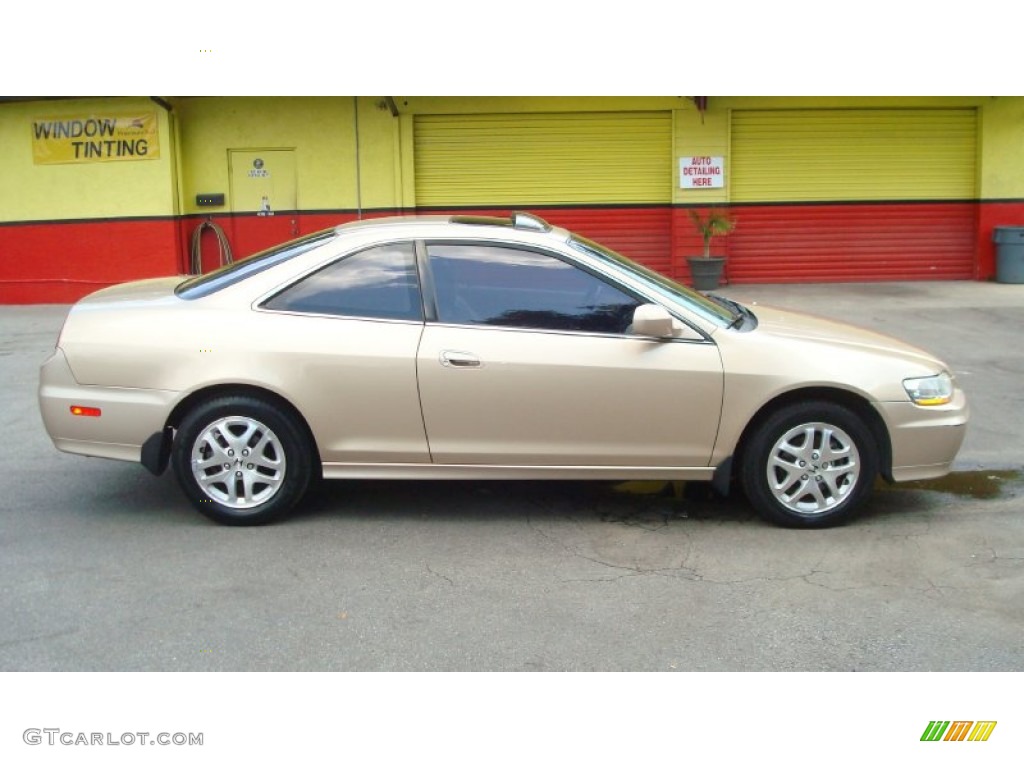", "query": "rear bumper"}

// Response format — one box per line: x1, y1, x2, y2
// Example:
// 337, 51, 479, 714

38, 348, 178, 463
875, 390, 969, 482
